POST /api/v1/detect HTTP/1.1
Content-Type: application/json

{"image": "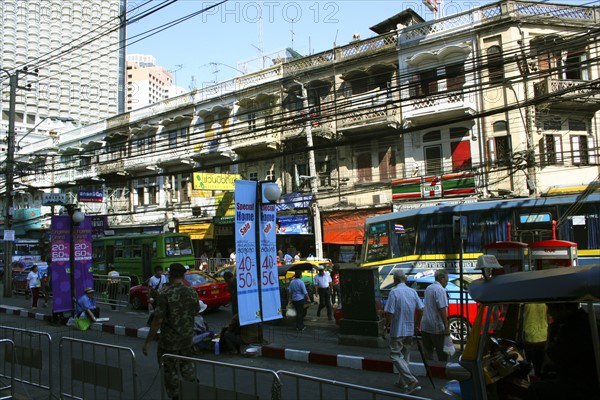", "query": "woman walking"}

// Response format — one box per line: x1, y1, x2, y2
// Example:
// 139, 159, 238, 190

26, 264, 41, 309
